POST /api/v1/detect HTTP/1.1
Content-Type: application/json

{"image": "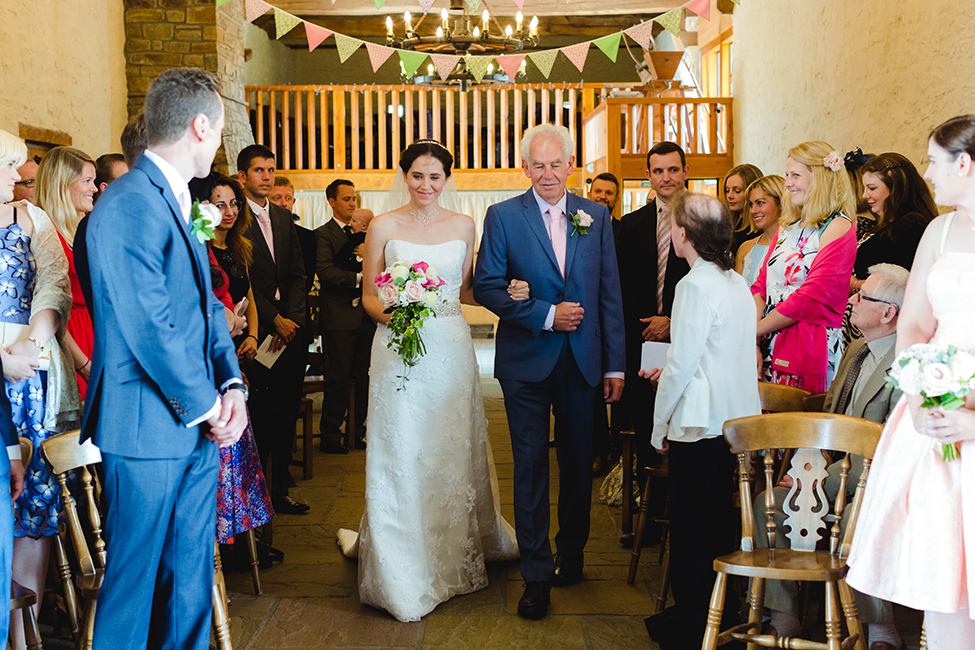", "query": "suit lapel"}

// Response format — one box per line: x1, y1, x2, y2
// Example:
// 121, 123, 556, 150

851, 343, 896, 418
563, 193, 581, 279
247, 204, 276, 268
520, 189, 562, 277
269, 204, 289, 279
